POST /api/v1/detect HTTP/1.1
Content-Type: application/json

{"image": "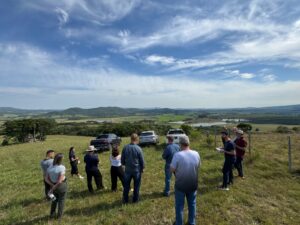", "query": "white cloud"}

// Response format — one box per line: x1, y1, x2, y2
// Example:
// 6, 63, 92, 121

224, 70, 255, 79
0, 43, 300, 109
144, 55, 176, 65
55, 8, 69, 27
23, 0, 141, 24
262, 74, 277, 82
